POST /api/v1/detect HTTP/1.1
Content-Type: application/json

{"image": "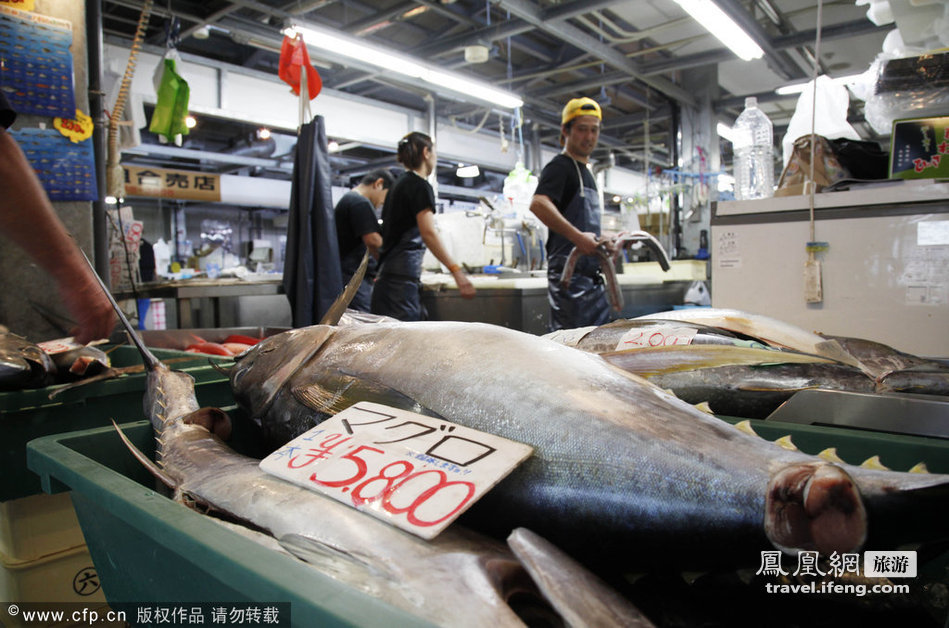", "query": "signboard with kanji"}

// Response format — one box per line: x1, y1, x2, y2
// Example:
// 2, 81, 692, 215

123, 165, 221, 202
